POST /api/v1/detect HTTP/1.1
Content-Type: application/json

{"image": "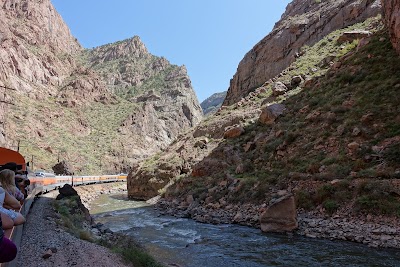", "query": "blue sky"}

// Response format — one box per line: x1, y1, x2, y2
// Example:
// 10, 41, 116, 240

51, 1, 291, 102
